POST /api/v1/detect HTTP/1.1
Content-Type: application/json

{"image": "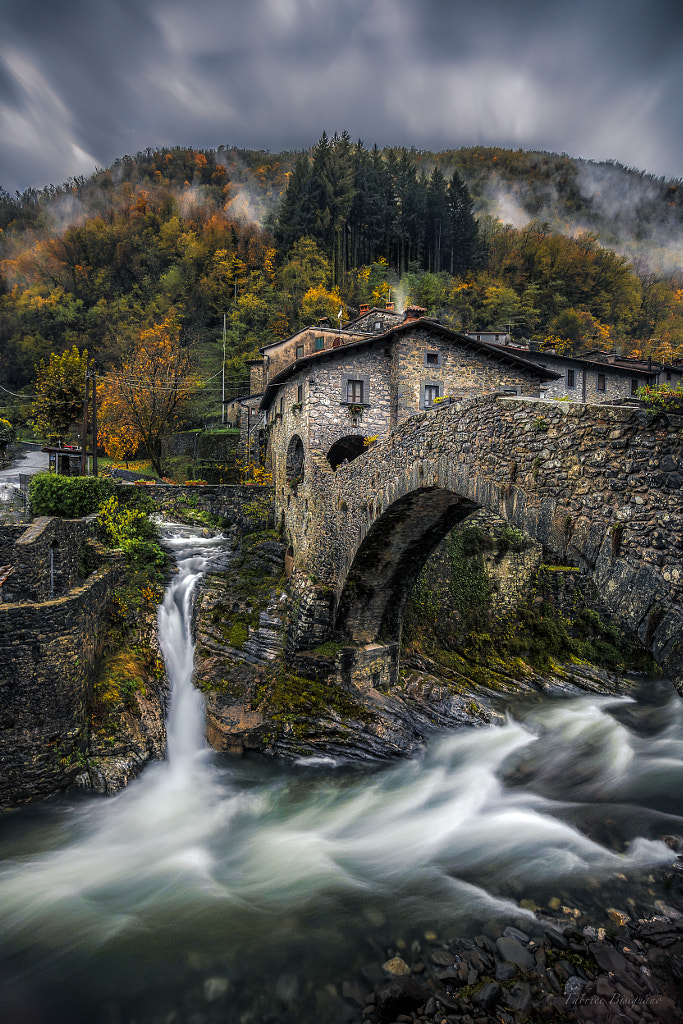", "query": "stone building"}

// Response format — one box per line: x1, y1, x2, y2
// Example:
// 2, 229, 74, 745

241, 304, 406, 463
259, 313, 558, 505
256, 304, 404, 386
483, 341, 683, 403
